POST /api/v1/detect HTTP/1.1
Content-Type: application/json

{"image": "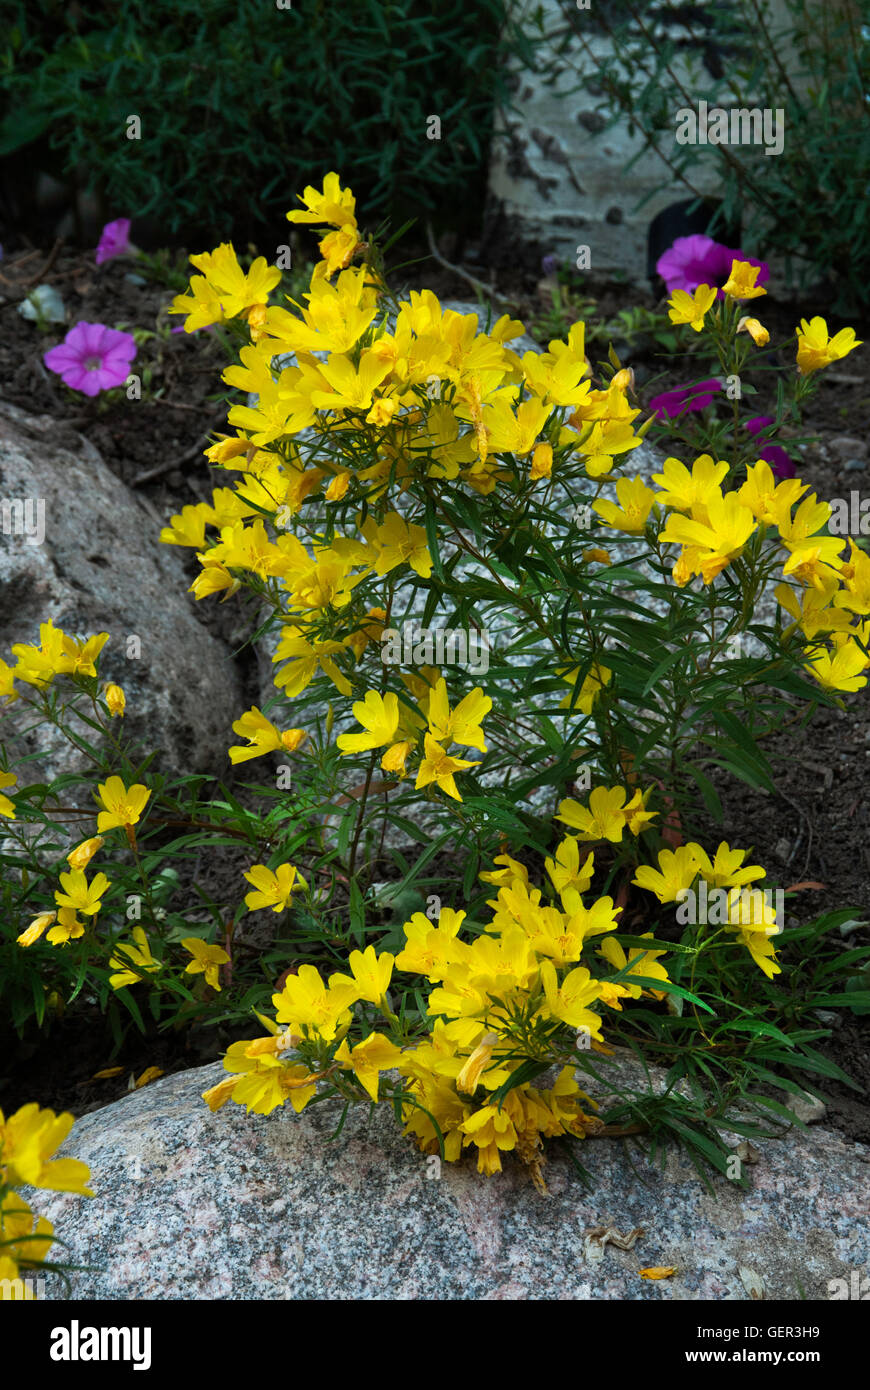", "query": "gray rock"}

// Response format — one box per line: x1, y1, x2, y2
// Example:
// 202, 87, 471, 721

0, 403, 245, 790
844, 458, 867, 473
34, 1060, 870, 1301
828, 436, 867, 463
783, 1089, 827, 1124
